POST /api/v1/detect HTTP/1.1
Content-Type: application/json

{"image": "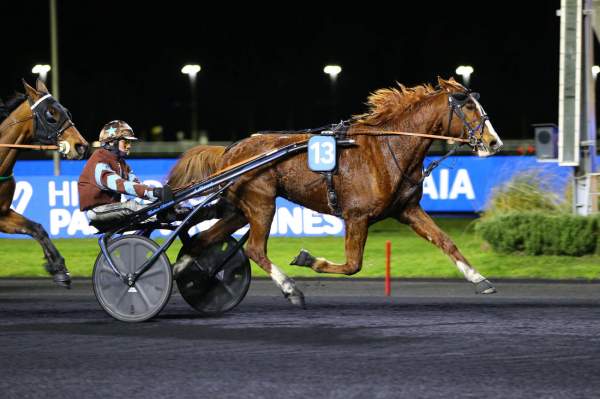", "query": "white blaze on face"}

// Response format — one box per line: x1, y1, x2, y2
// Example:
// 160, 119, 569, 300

270, 264, 294, 294
472, 97, 502, 156
456, 261, 485, 283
